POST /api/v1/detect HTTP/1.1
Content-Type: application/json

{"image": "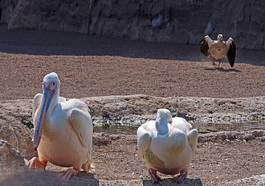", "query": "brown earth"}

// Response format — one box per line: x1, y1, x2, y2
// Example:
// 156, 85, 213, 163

1, 52, 265, 100
90, 136, 265, 185
0, 26, 265, 100
1, 134, 265, 186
